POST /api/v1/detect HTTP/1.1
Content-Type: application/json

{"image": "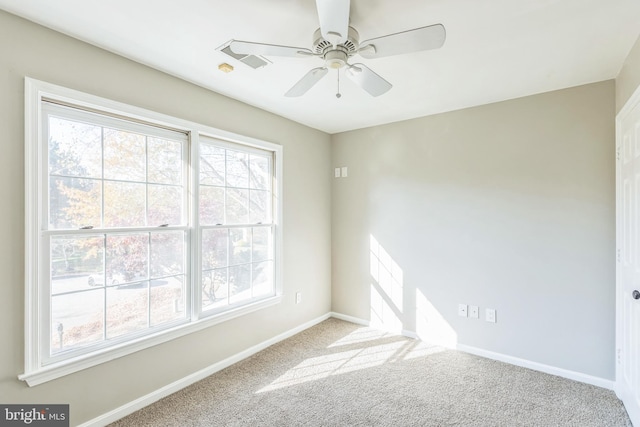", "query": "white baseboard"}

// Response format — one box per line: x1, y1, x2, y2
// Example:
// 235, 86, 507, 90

78, 313, 331, 427
330, 312, 615, 391
329, 312, 369, 326
456, 344, 615, 390
329, 312, 418, 339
